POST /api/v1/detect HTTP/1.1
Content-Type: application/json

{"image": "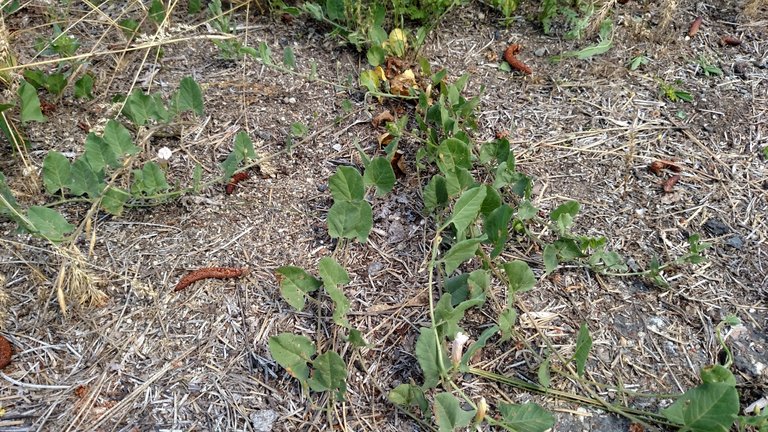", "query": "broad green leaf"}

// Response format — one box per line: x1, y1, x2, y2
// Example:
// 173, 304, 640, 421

0, 172, 20, 219
318, 257, 351, 327
559, 21, 613, 60
18, 81, 45, 123
131, 162, 169, 195
503, 260, 536, 294
329, 166, 364, 201
122, 89, 154, 125
103, 120, 139, 157
173, 76, 204, 116
538, 357, 551, 388
26, 206, 74, 242
445, 269, 488, 305
366, 46, 386, 67
283, 46, 296, 70
22, 70, 46, 88
43, 152, 72, 195
573, 322, 592, 377
484, 204, 513, 258
661, 382, 739, 432
554, 238, 585, 261
268, 333, 315, 382
460, 325, 498, 369
68, 158, 103, 198
324, 0, 344, 20
84, 133, 119, 173
433, 293, 484, 339
479, 138, 510, 165
308, 351, 347, 398
327, 200, 372, 242
415, 327, 448, 389
498, 307, 517, 342
436, 137, 471, 172
700, 365, 736, 386
258, 41, 272, 64
446, 187, 486, 235
388, 383, 428, 414
221, 152, 241, 180
543, 244, 558, 275
234, 131, 256, 160
346, 328, 367, 347
433, 392, 475, 432
363, 157, 396, 196
551, 200, 580, 234
479, 185, 501, 216
498, 402, 556, 432
42, 73, 67, 95
423, 175, 448, 213
188, 0, 201, 13
101, 186, 129, 216
275, 266, 321, 310
517, 200, 538, 220
442, 238, 482, 274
